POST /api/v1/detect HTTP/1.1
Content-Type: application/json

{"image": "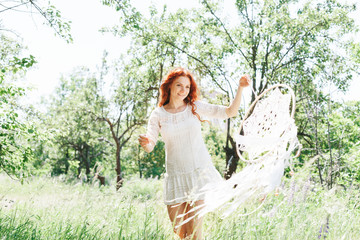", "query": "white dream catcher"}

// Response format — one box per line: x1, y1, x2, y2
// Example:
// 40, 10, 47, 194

177, 84, 302, 224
